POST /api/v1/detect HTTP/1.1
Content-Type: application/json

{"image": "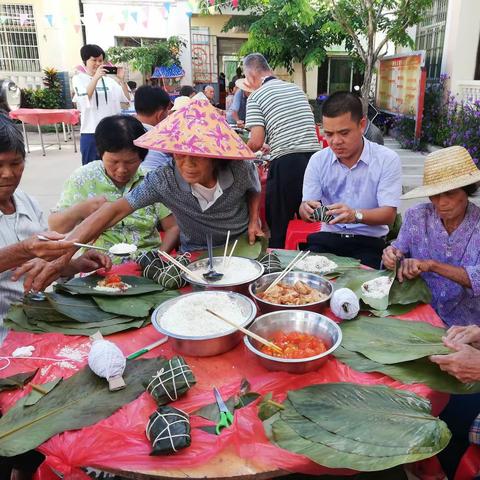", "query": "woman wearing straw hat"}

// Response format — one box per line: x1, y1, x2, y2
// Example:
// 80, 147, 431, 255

382, 146, 480, 328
